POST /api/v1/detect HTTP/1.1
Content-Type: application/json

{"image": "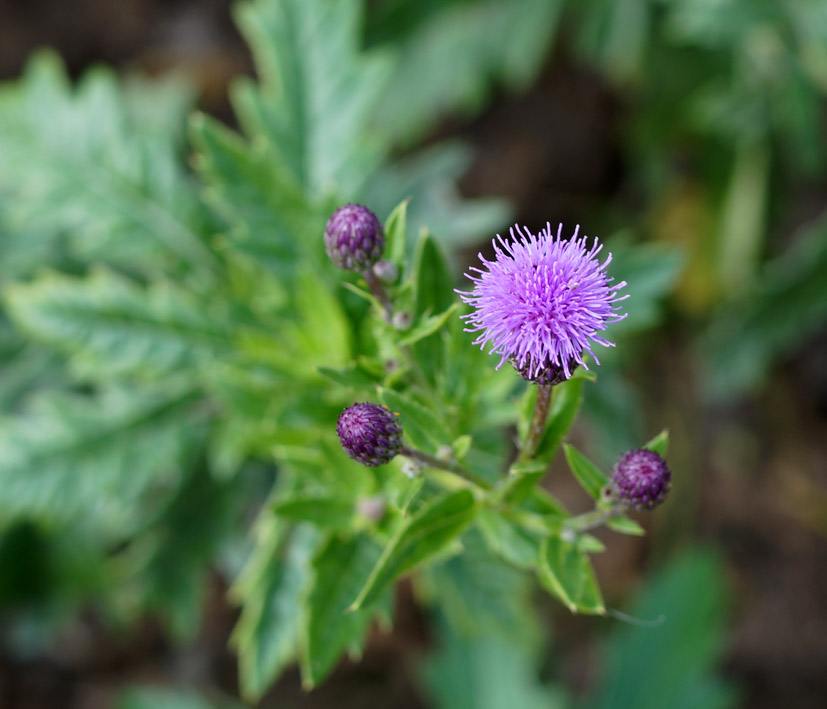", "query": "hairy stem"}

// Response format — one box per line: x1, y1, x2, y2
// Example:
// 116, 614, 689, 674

400, 445, 492, 490
517, 383, 552, 463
